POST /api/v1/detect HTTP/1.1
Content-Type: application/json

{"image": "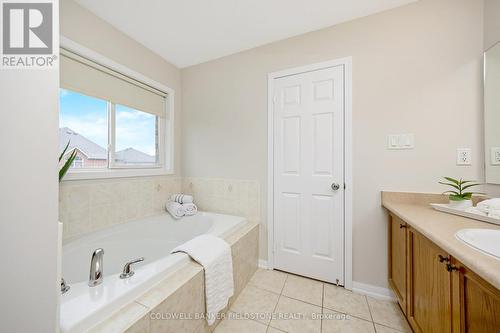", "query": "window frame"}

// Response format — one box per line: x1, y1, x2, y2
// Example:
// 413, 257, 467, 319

60, 37, 175, 181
